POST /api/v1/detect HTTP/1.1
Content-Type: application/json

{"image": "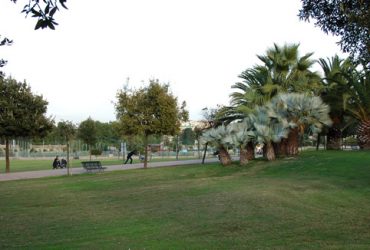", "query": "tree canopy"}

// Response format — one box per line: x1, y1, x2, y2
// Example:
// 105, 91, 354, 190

0, 77, 53, 172
115, 79, 188, 168
77, 117, 97, 159
299, 0, 370, 67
